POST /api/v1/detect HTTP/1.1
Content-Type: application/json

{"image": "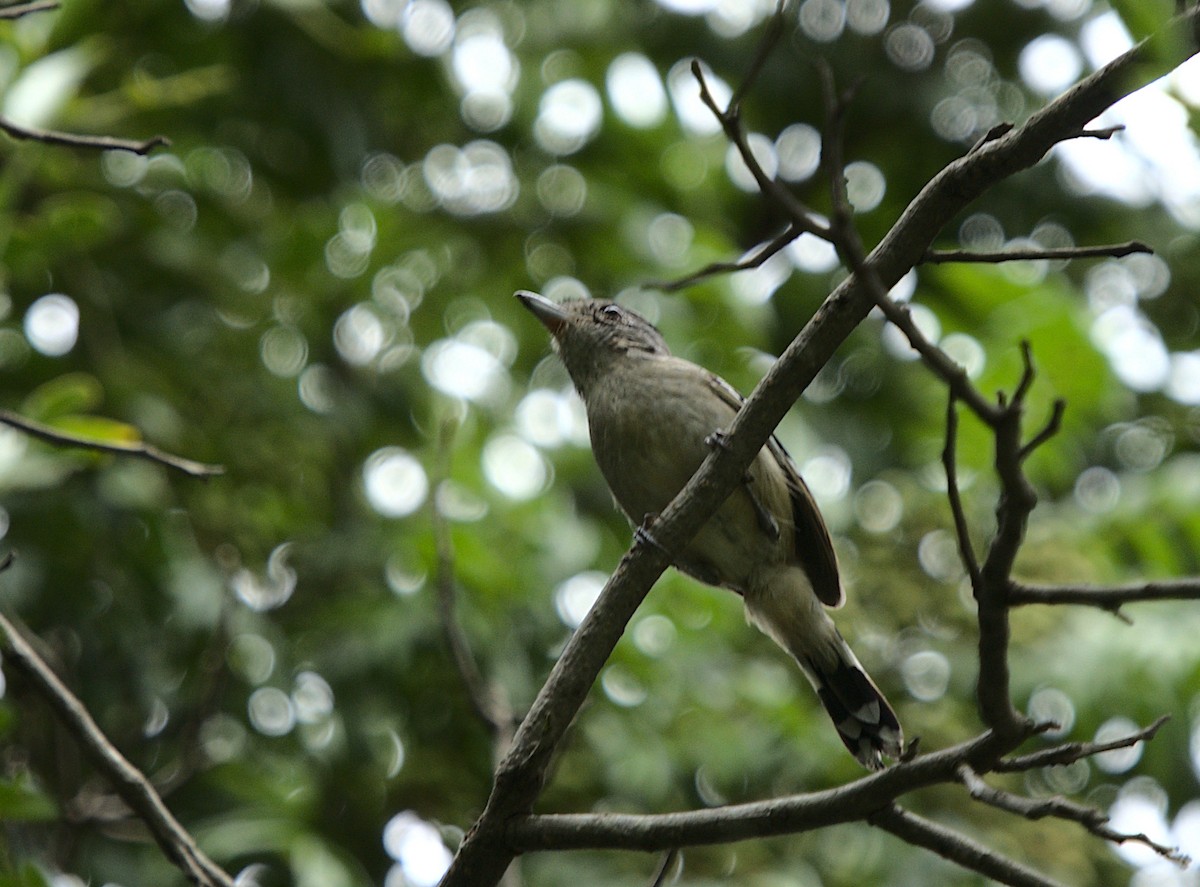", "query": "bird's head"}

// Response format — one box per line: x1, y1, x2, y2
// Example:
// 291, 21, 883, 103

516, 291, 669, 391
